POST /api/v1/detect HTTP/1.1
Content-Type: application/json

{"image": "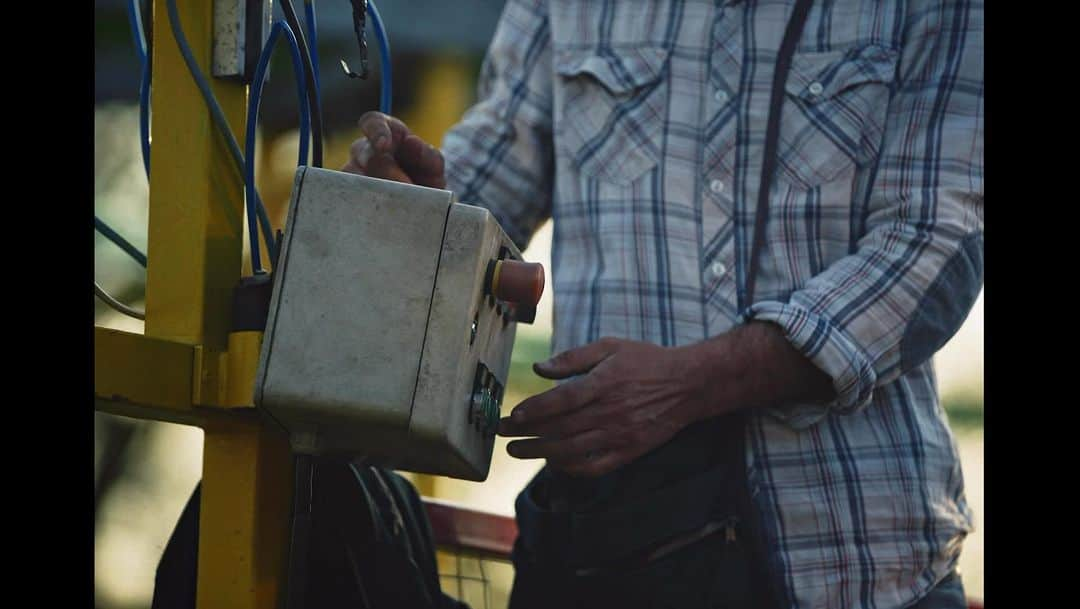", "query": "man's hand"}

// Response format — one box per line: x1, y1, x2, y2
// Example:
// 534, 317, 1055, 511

497, 322, 835, 478
498, 338, 708, 478
341, 112, 447, 188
